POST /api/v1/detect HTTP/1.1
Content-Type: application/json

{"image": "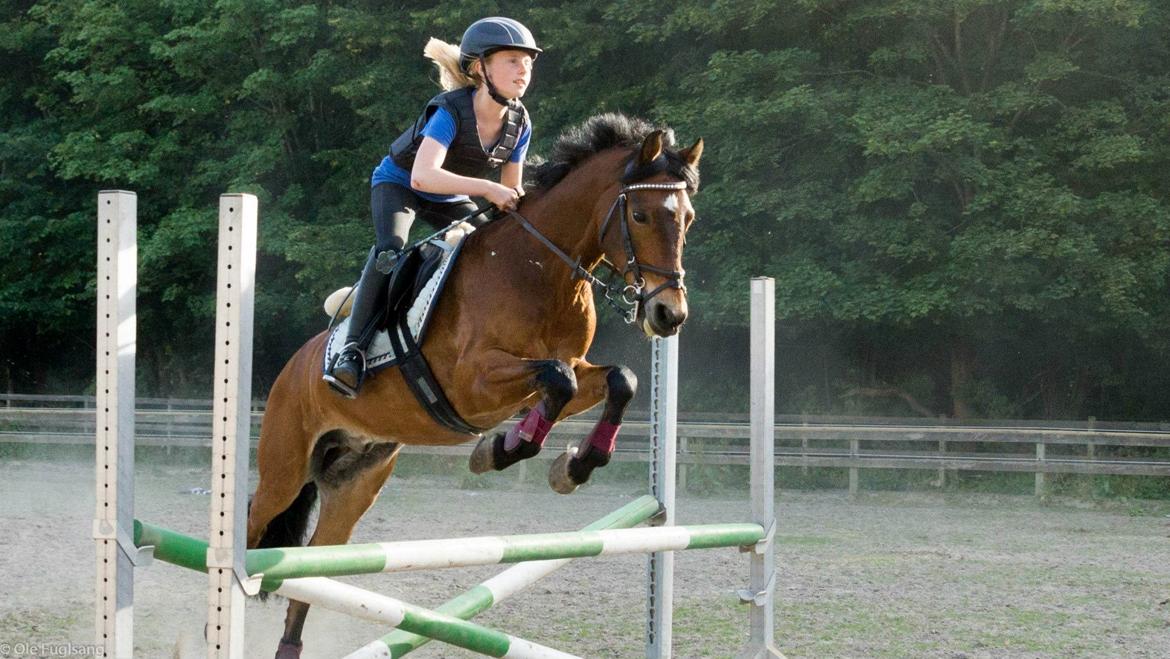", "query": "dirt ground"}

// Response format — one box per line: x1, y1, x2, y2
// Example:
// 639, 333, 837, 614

1, 456, 1168, 658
